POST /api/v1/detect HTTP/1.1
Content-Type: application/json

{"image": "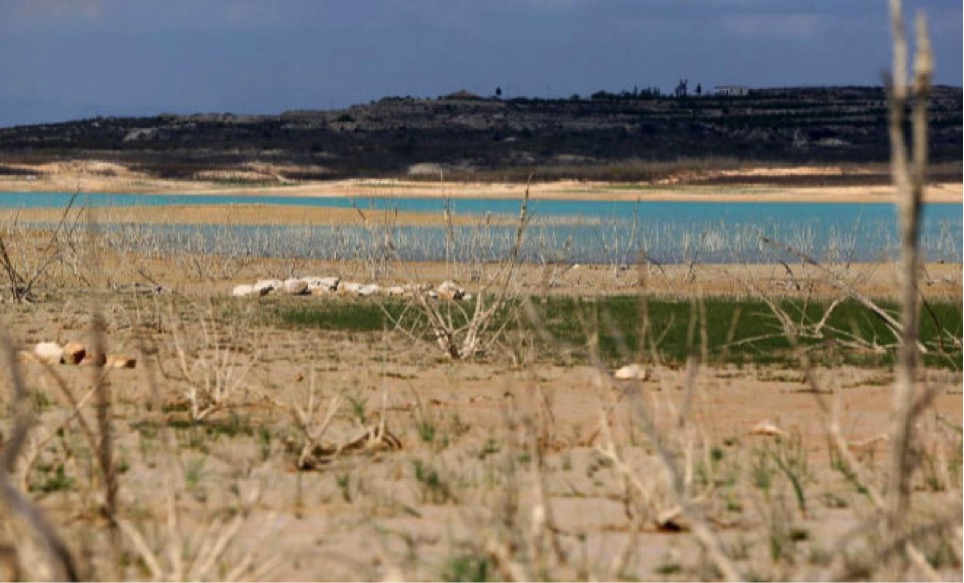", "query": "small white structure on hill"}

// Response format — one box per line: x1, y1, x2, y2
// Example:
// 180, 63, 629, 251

714, 85, 750, 97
